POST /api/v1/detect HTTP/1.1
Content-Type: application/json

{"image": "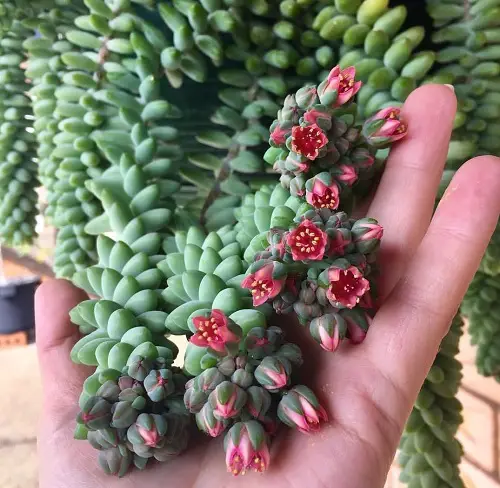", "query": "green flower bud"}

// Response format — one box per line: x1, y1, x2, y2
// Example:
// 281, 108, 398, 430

127, 413, 167, 448
127, 356, 153, 381
246, 386, 272, 418
87, 428, 122, 450
111, 401, 139, 429
231, 368, 254, 389
254, 356, 292, 393
96, 381, 120, 402
98, 447, 132, 477
77, 397, 112, 430
144, 369, 175, 402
